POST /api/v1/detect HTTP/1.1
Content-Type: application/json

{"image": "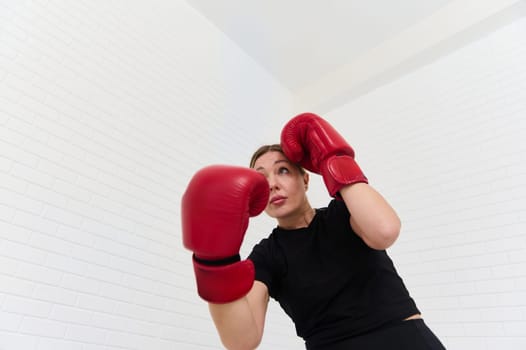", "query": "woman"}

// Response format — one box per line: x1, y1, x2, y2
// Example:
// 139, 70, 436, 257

182, 113, 446, 349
